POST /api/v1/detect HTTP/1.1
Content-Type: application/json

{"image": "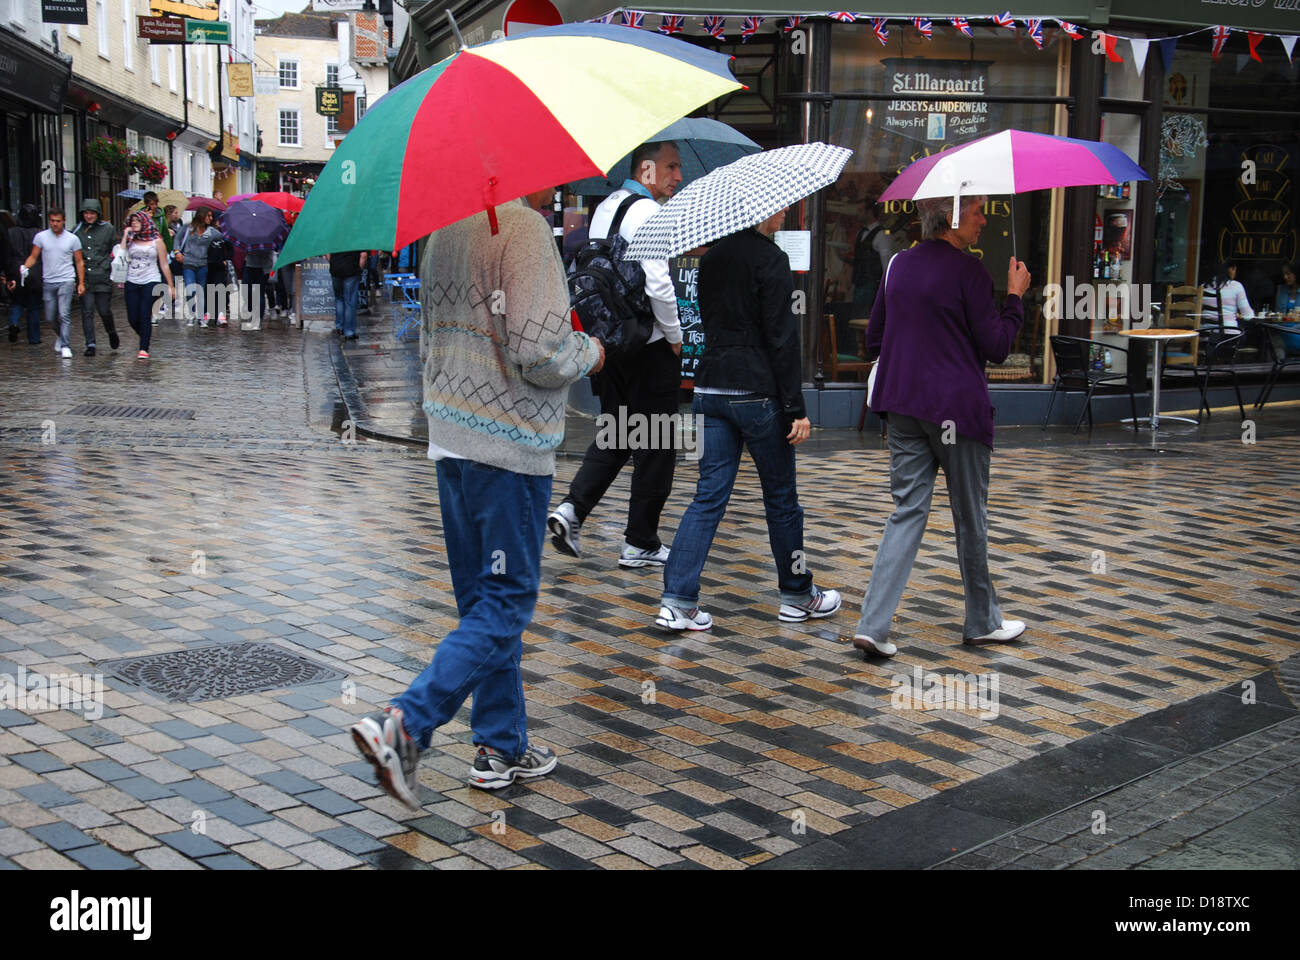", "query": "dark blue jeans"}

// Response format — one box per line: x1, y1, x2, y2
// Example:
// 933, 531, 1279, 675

393, 459, 550, 757
332, 274, 359, 336
9, 289, 42, 343
124, 281, 158, 351
662, 391, 813, 609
